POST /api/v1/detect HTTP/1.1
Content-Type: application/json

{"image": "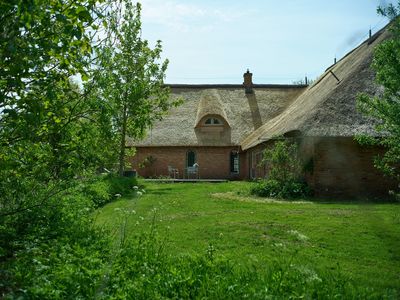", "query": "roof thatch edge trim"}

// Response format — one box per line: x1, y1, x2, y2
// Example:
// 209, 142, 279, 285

165, 84, 308, 89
